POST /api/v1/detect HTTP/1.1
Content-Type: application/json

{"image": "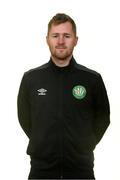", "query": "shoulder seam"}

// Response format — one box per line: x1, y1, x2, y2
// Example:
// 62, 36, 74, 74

25, 62, 49, 75
74, 63, 100, 76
